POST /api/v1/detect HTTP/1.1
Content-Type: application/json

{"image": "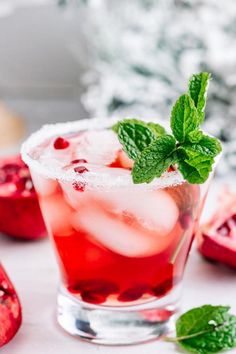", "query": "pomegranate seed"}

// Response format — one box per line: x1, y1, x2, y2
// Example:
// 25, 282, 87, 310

80, 291, 107, 304
179, 211, 193, 230
118, 285, 148, 302
71, 159, 87, 164
152, 278, 174, 297
69, 279, 118, 304
74, 166, 88, 174
72, 181, 85, 192
53, 137, 70, 150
